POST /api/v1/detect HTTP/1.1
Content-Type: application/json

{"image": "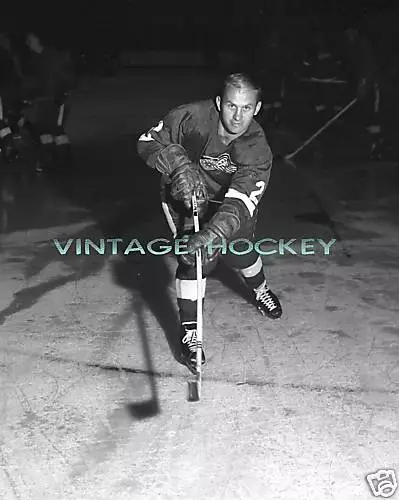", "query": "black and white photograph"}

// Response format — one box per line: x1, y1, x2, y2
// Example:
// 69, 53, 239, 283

0, 1, 398, 498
